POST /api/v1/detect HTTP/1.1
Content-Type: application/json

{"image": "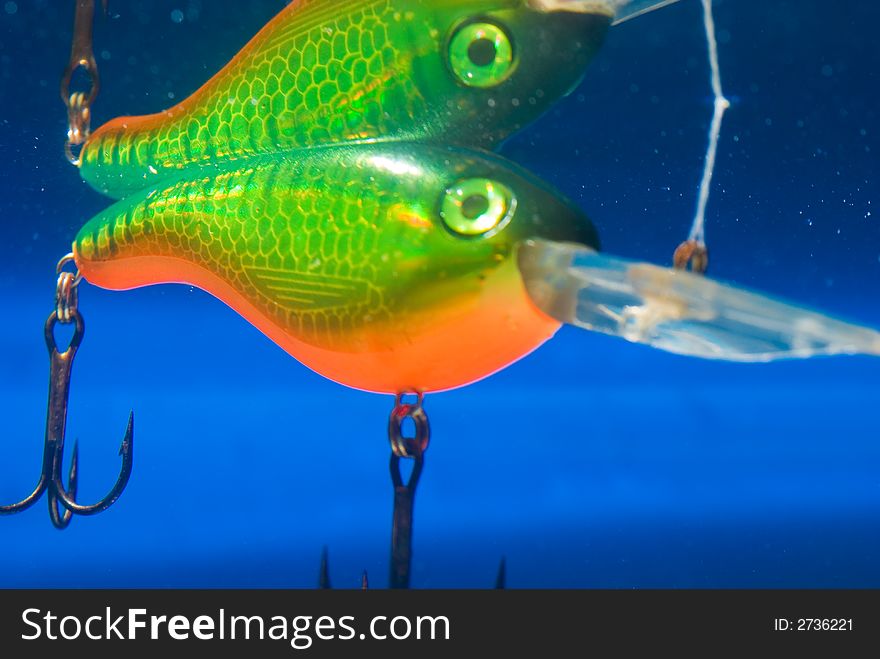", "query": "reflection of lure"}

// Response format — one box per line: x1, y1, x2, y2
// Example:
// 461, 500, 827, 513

79, 0, 612, 199
74, 144, 880, 395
